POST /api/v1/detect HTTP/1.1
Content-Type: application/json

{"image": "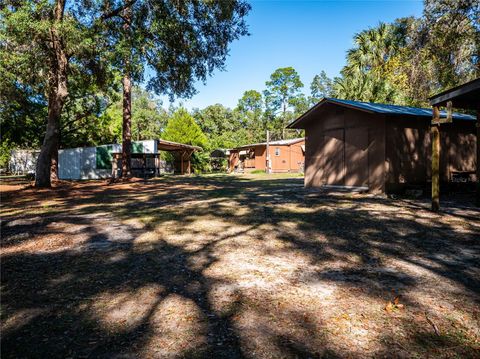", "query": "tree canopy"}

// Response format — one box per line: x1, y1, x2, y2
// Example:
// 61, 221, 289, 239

0, 0, 250, 185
